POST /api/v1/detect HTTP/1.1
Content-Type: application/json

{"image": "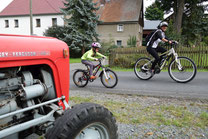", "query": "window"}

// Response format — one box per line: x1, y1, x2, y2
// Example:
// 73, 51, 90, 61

5, 20, 9, 28
117, 40, 122, 46
14, 20, 19, 28
52, 18, 57, 27
36, 19, 41, 27
117, 24, 124, 32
